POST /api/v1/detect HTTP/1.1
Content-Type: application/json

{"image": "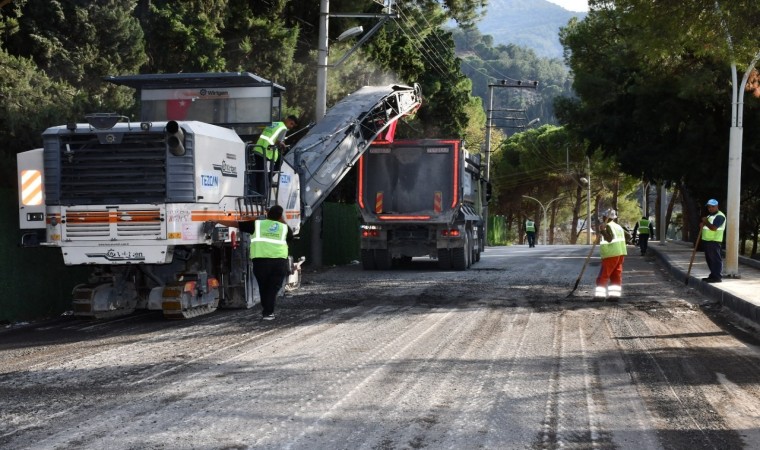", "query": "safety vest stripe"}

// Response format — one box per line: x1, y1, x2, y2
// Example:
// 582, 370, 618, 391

251, 237, 288, 245
259, 135, 277, 145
